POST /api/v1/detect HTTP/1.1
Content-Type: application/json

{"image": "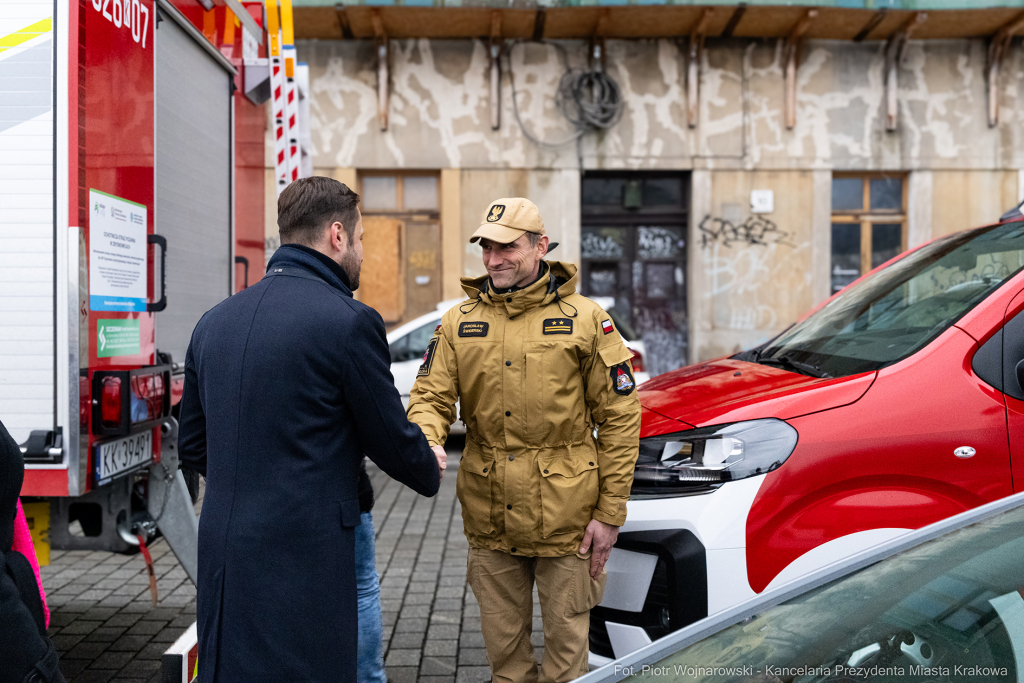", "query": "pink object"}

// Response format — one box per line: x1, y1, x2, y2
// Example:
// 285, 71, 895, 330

13, 500, 49, 628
